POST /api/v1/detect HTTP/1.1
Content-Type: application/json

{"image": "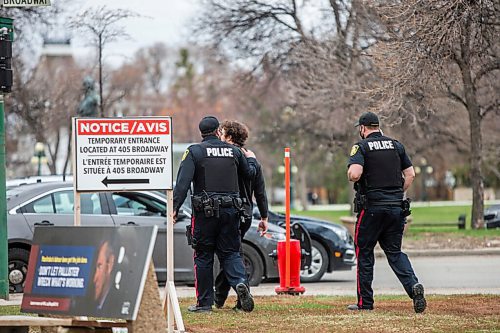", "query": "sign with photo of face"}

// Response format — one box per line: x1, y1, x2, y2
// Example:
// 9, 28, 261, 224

21, 226, 157, 320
